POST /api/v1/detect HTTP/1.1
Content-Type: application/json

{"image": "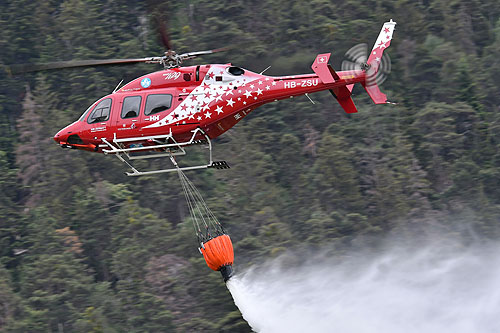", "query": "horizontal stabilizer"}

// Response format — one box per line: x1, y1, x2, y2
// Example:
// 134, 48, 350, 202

330, 86, 358, 113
